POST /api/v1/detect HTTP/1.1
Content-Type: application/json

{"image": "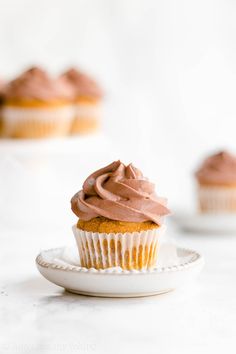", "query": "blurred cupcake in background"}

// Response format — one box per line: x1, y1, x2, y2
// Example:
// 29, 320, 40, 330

1, 67, 74, 139
195, 150, 236, 213
0, 79, 6, 135
61, 68, 103, 134
0, 78, 5, 102
71, 160, 170, 270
